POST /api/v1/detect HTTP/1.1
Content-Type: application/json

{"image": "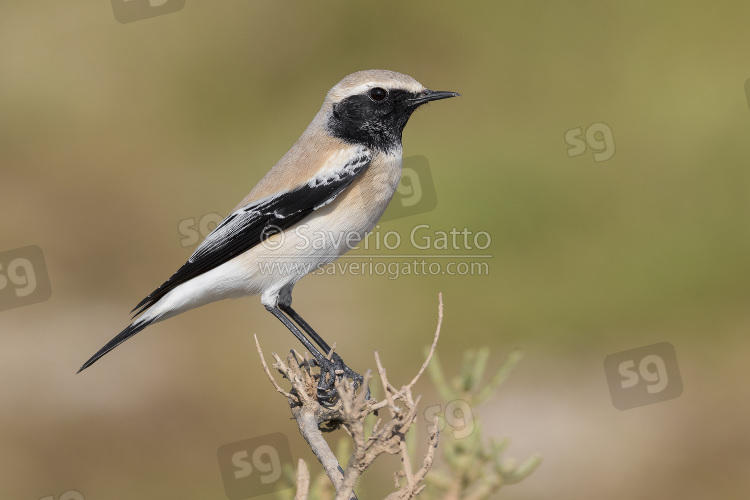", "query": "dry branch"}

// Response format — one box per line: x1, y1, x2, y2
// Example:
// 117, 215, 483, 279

256, 293, 445, 500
